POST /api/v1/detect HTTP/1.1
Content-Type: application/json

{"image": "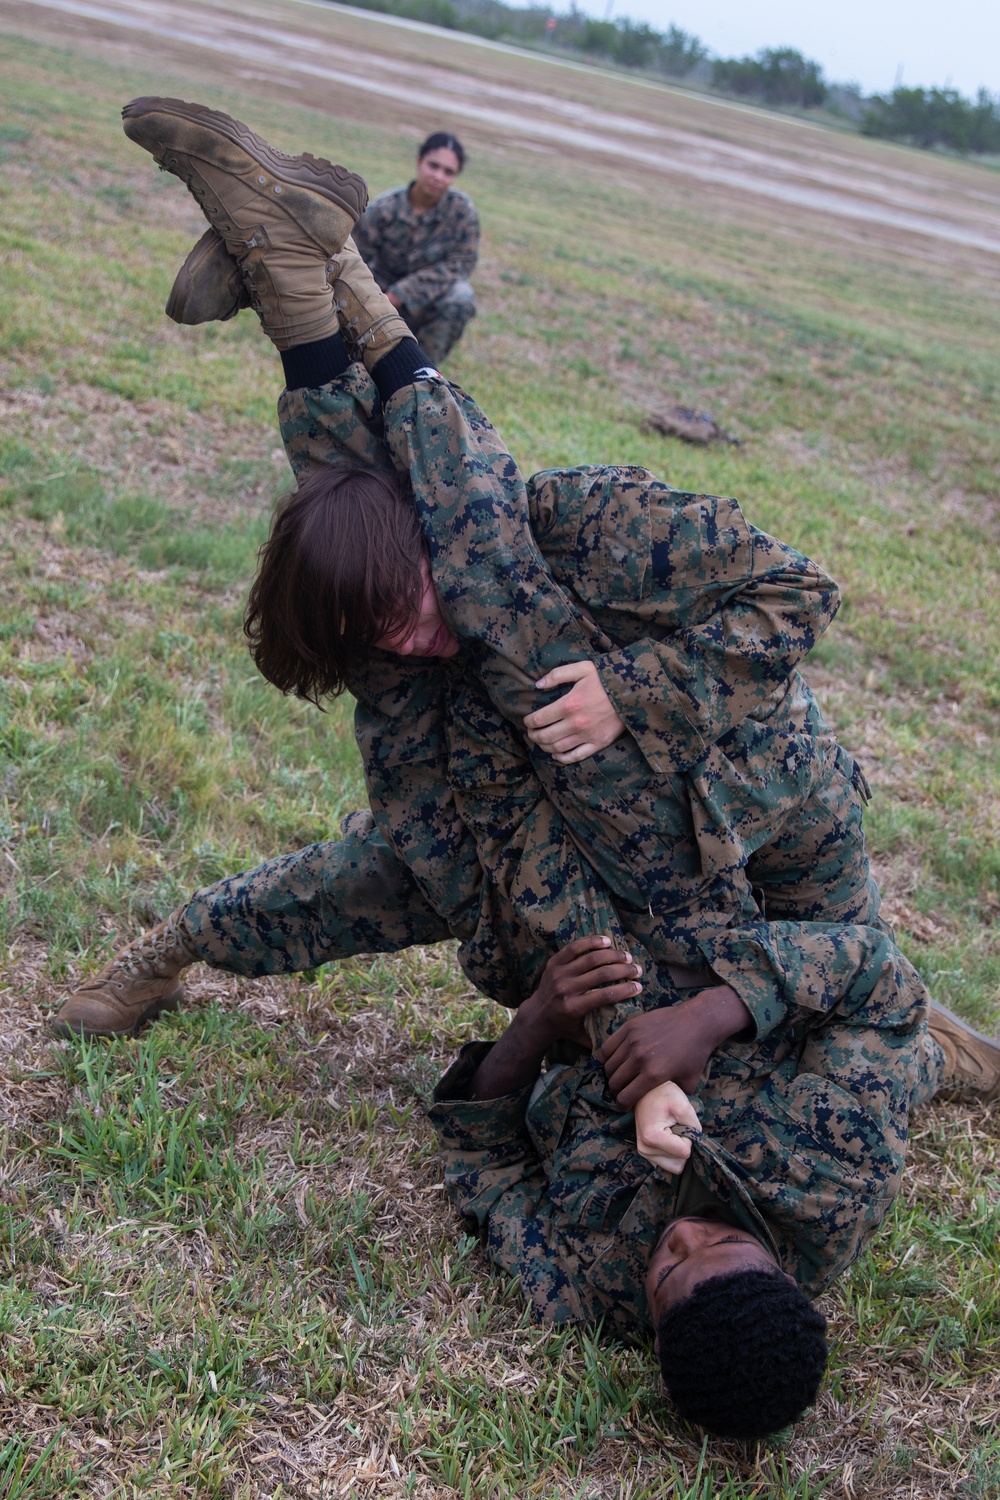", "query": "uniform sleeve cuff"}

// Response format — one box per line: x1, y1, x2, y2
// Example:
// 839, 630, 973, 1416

598, 644, 711, 775
698, 929, 789, 1041
428, 1042, 535, 1150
